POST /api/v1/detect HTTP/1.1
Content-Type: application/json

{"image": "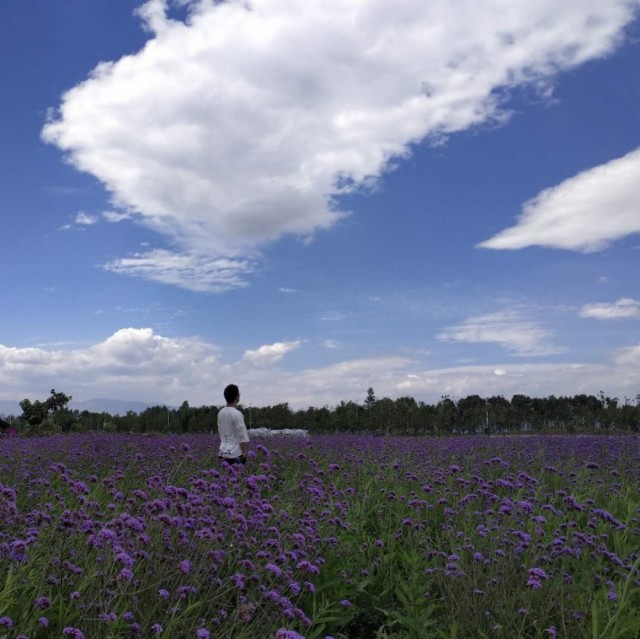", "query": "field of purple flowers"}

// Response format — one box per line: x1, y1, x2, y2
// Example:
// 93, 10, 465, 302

0, 433, 639, 639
